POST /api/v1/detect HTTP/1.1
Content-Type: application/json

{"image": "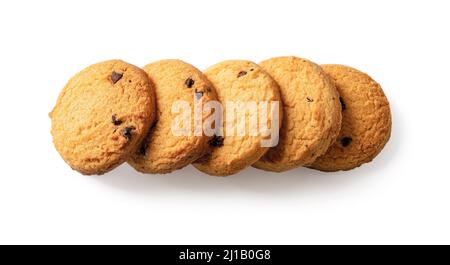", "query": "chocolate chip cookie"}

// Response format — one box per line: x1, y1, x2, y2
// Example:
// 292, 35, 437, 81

193, 60, 282, 176
50, 60, 156, 175
253, 56, 342, 172
310, 64, 391, 171
128, 59, 217, 174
